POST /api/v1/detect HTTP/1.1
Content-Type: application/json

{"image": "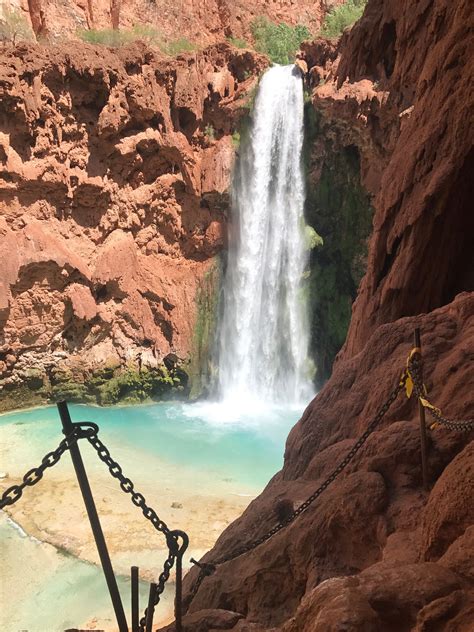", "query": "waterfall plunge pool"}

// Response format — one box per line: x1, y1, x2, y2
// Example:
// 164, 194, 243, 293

0, 400, 305, 631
